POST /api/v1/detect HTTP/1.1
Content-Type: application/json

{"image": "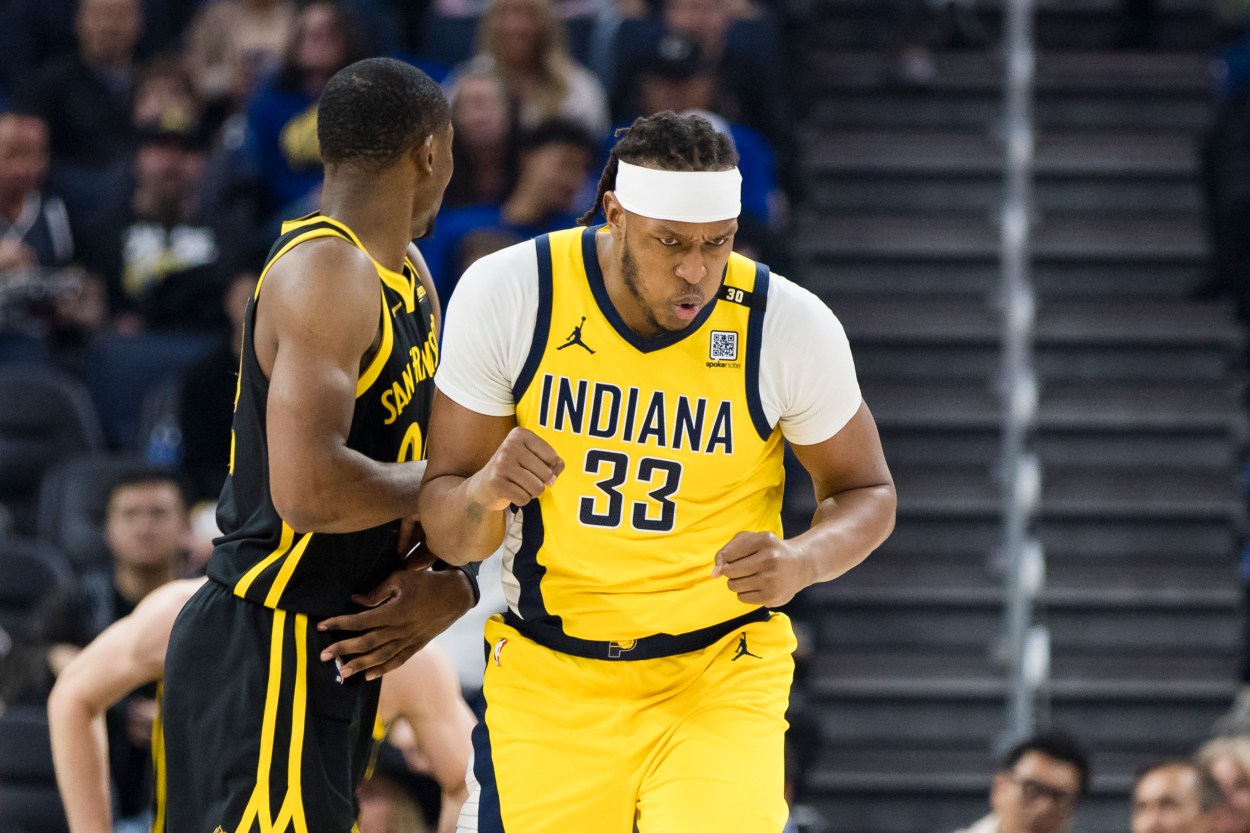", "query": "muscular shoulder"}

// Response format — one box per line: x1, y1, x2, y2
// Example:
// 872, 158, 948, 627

260, 236, 379, 309
255, 236, 381, 364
